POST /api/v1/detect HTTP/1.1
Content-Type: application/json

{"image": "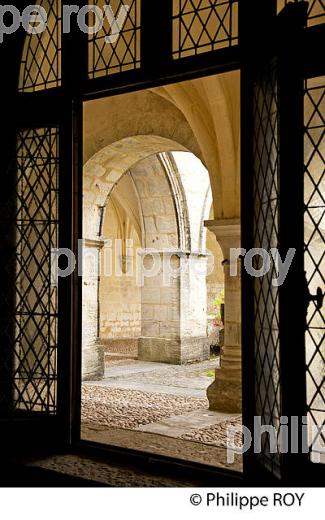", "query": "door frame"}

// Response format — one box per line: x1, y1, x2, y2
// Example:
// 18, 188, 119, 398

1, 0, 324, 484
